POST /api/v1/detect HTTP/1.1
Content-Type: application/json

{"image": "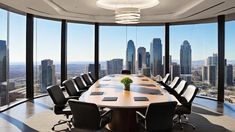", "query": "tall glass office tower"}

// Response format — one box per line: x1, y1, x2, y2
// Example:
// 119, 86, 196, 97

180, 40, 192, 74
137, 47, 146, 70
39, 59, 56, 93
0, 40, 7, 106
126, 40, 136, 74
150, 38, 163, 76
